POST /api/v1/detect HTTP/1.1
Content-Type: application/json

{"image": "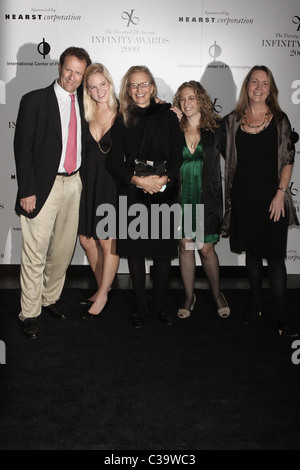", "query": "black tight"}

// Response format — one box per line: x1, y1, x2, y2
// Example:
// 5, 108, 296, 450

127, 256, 171, 313
245, 250, 288, 324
